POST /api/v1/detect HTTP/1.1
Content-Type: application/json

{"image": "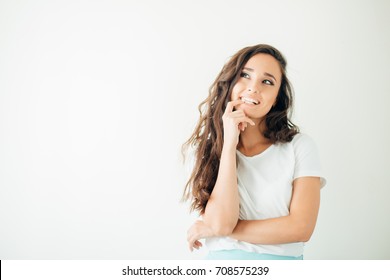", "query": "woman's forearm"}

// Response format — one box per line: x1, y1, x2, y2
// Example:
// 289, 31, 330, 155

230, 178, 321, 244
230, 216, 312, 245
202, 145, 240, 235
